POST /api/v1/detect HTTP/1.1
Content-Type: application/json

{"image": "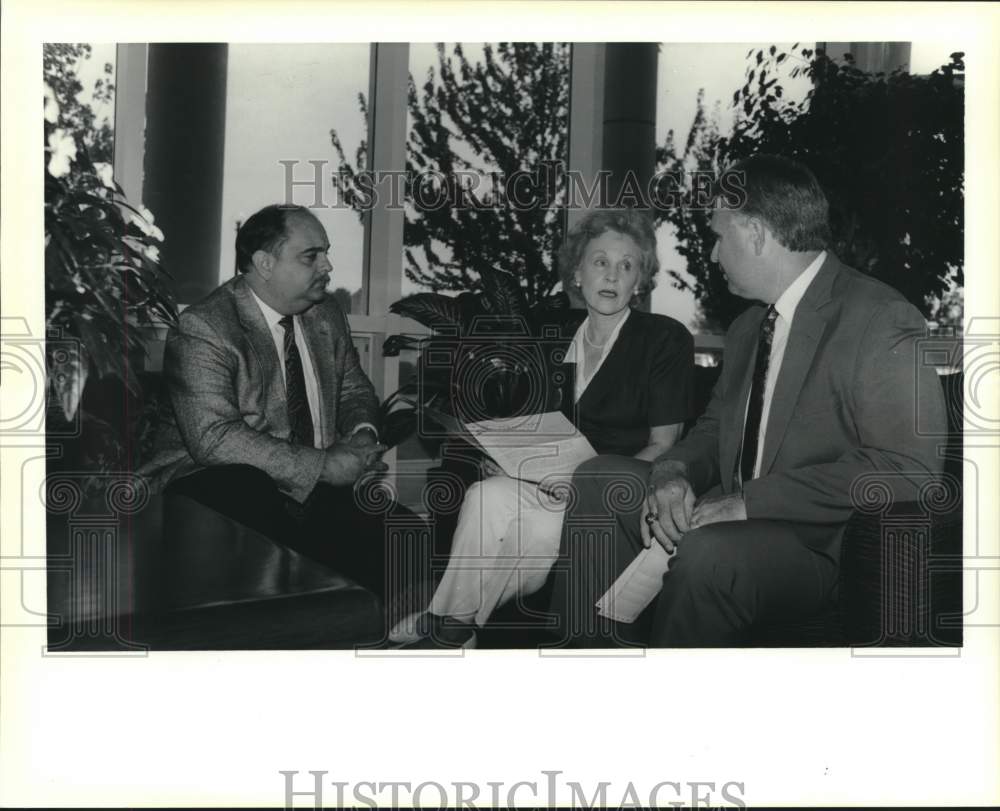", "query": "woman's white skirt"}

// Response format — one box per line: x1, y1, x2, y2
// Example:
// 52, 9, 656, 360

428, 475, 568, 626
